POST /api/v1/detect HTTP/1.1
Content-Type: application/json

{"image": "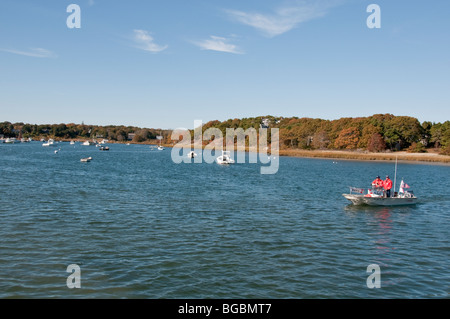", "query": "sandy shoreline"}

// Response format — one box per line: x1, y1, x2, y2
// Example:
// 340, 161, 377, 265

171, 144, 450, 165
277, 149, 450, 165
